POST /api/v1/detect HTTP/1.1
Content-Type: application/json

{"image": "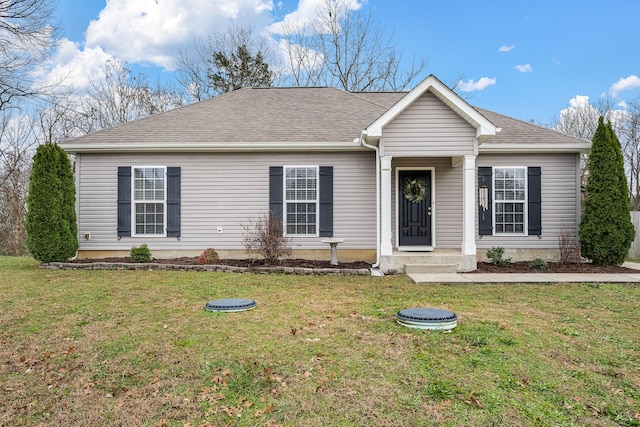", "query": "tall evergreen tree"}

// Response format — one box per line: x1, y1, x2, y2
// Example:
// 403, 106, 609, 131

26, 143, 77, 262
579, 117, 634, 265
208, 44, 272, 94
